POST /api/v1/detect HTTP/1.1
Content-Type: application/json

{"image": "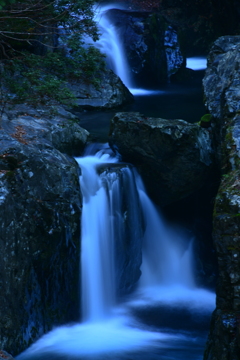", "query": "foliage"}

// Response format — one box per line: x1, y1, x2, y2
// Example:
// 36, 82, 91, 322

2, 46, 105, 106
0, 0, 16, 10
0, 0, 105, 107
200, 114, 212, 123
